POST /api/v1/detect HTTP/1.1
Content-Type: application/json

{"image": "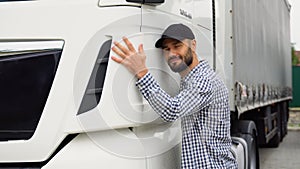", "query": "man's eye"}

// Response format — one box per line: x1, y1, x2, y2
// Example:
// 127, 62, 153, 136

174, 43, 183, 48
